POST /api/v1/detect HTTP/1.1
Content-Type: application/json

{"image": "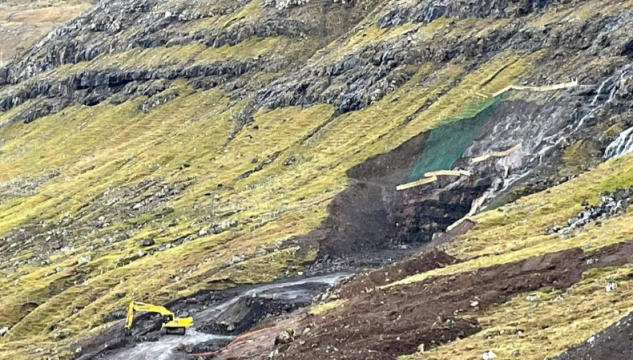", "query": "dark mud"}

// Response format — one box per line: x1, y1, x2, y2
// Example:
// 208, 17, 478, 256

276, 239, 633, 360
75, 273, 350, 360
313, 113, 495, 264
278, 248, 588, 360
